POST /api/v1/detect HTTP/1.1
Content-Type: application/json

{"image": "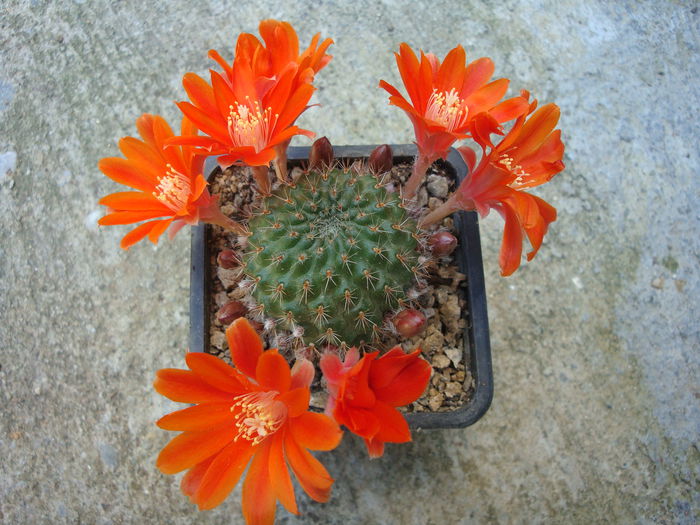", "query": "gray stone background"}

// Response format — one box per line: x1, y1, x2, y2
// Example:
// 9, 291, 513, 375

1, 1, 698, 523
